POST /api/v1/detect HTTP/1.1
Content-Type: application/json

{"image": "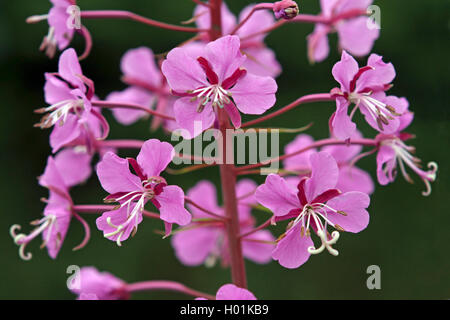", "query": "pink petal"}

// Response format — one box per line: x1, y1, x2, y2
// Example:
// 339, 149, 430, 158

161, 47, 207, 92
216, 284, 257, 300
336, 165, 375, 194
187, 181, 223, 218
230, 73, 277, 115
96, 152, 142, 195
48, 5, 74, 50
376, 145, 397, 185
255, 174, 299, 217
242, 230, 275, 264
272, 223, 313, 269
136, 139, 174, 177
307, 24, 330, 63
326, 191, 370, 233
331, 97, 356, 139
156, 185, 191, 226
337, 17, 379, 57
356, 54, 396, 92
58, 48, 84, 89
107, 87, 154, 125
204, 35, 246, 81
173, 97, 216, 139
120, 47, 161, 88
332, 51, 359, 92
43, 207, 71, 259
44, 73, 73, 105
71, 267, 126, 300
54, 148, 92, 187
241, 47, 282, 78
39, 156, 67, 192
171, 227, 220, 266
236, 179, 257, 221
49, 114, 82, 153
304, 151, 339, 201
283, 134, 316, 171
